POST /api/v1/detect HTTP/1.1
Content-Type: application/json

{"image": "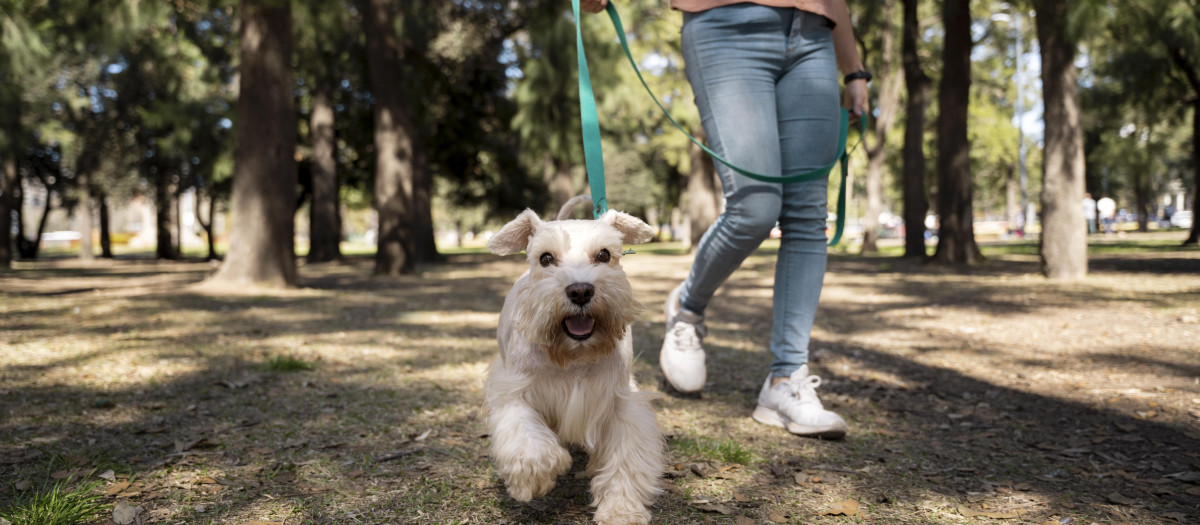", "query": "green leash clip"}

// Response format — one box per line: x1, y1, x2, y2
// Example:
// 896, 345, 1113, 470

571, 0, 867, 245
